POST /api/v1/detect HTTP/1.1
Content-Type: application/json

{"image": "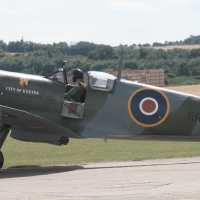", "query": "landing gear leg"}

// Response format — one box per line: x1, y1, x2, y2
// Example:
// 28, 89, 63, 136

0, 125, 11, 169
0, 151, 4, 169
